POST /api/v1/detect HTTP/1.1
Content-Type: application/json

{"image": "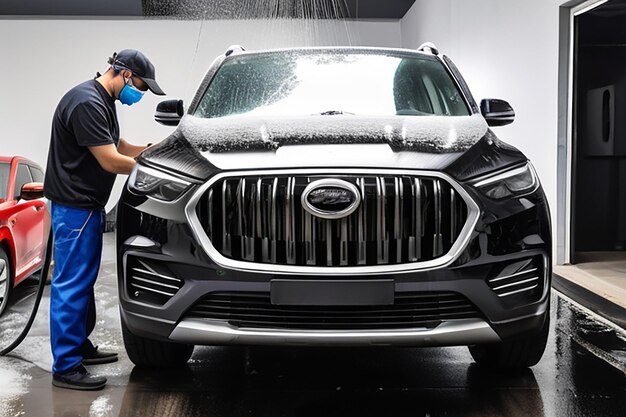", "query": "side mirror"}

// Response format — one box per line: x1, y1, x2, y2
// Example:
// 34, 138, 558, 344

480, 99, 515, 127
20, 182, 44, 201
155, 99, 185, 126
